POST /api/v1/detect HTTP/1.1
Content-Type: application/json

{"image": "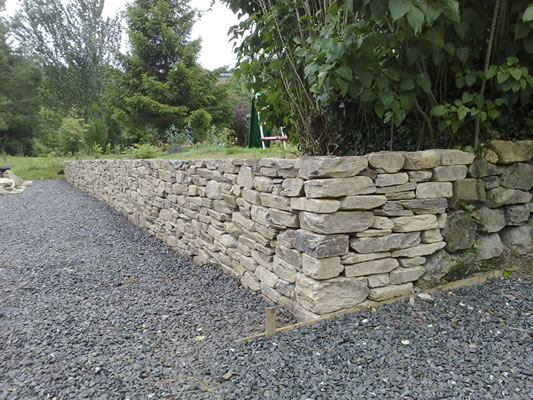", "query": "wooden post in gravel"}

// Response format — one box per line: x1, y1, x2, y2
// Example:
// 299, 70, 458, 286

265, 307, 277, 338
